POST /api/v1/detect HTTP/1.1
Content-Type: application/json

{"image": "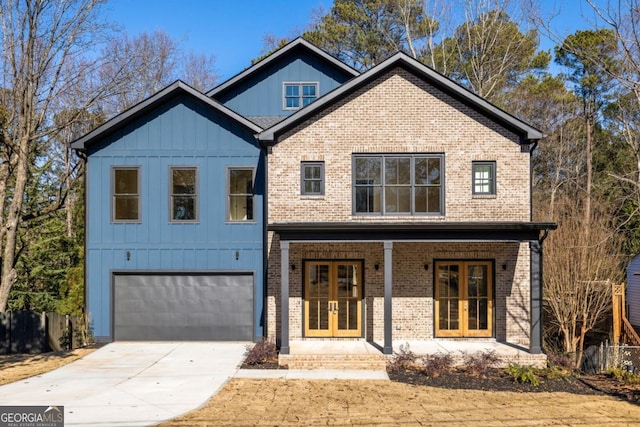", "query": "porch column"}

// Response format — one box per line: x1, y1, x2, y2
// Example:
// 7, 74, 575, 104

383, 241, 393, 355
530, 240, 542, 354
280, 240, 290, 355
